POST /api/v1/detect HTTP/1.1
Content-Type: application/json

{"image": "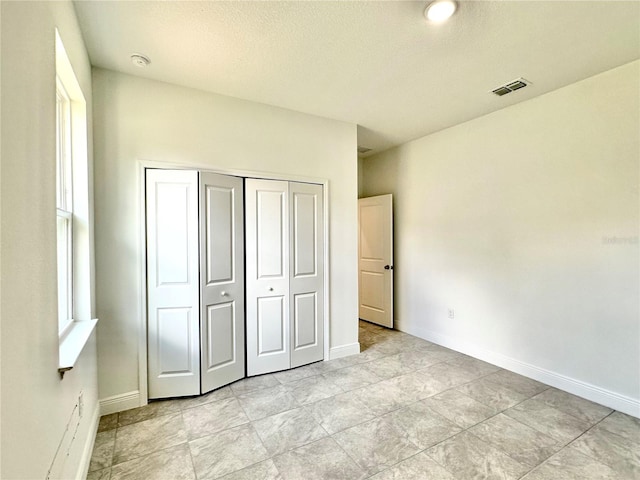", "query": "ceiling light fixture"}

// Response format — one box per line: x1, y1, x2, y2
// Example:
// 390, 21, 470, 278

130, 53, 151, 68
424, 0, 457, 23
